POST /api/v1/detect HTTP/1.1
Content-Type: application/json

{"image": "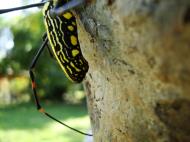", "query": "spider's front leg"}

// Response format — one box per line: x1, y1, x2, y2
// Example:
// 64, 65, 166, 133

50, 0, 85, 17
